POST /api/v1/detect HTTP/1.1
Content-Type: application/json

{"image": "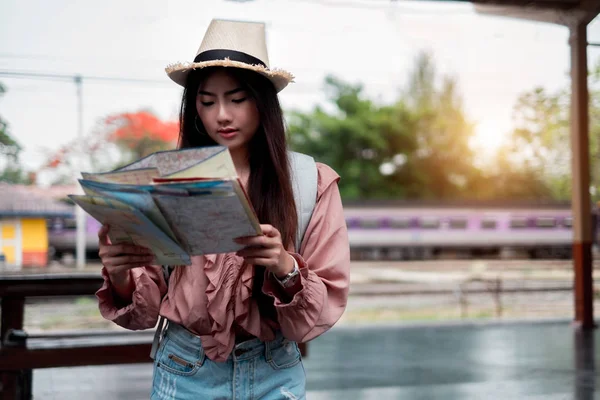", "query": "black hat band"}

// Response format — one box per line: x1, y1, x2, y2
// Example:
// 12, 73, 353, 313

194, 49, 267, 69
